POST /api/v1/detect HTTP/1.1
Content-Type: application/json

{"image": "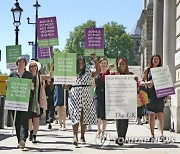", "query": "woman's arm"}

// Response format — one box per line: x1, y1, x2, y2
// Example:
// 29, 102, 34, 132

92, 76, 96, 88
140, 68, 153, 88
90, 54, 101, 77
